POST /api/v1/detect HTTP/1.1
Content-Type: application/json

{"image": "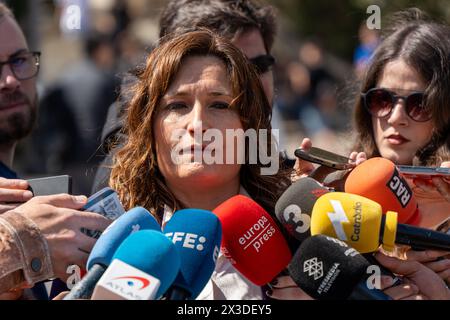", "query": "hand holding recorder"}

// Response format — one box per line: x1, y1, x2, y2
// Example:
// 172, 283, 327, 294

404, 161, 450, 204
